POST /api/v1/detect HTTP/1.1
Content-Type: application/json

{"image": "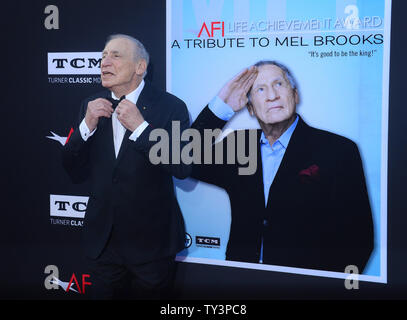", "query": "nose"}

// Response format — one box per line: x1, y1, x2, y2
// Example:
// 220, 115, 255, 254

101, 55, 112, 68
266, 86, 279, 101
